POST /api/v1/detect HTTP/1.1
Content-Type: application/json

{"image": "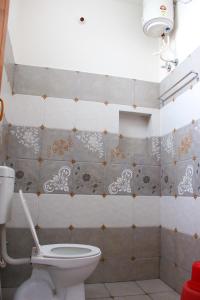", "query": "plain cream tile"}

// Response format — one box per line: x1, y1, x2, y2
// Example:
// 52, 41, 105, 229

70, 195, 105, 228
85, 284, 110, 299
5, 94, 45, 127
105, 282, 144, 297
160, 196, 177, 230
149, 291, 180, 300
176, 197, 197, 236
136, 279, 173, 294
133, 196, 160, 227
75, 101, 118, 133
70, 195, 133, 228
38, 194, 73, 228
102, 195, 134, 227
44, 97, 76, 130
7, 193, 39, 228
43, 97, 119, 133
37, 194, 134, 229
194, 197, 200, 236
